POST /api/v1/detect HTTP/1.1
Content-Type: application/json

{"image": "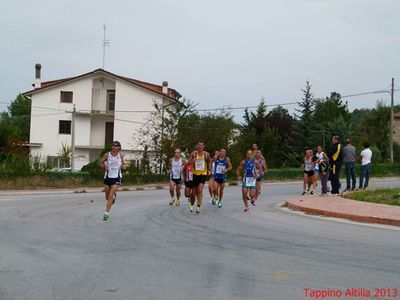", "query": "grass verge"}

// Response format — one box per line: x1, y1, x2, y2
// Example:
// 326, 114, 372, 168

342, 188, 400, 206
